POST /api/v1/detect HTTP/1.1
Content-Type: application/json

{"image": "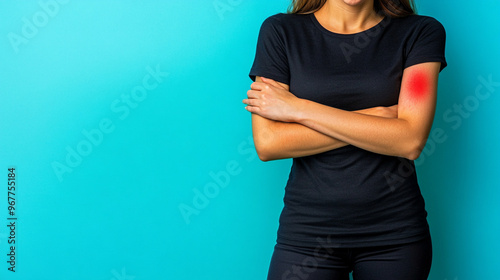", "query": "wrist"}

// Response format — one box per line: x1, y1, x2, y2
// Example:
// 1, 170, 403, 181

291, 98, 309, 123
